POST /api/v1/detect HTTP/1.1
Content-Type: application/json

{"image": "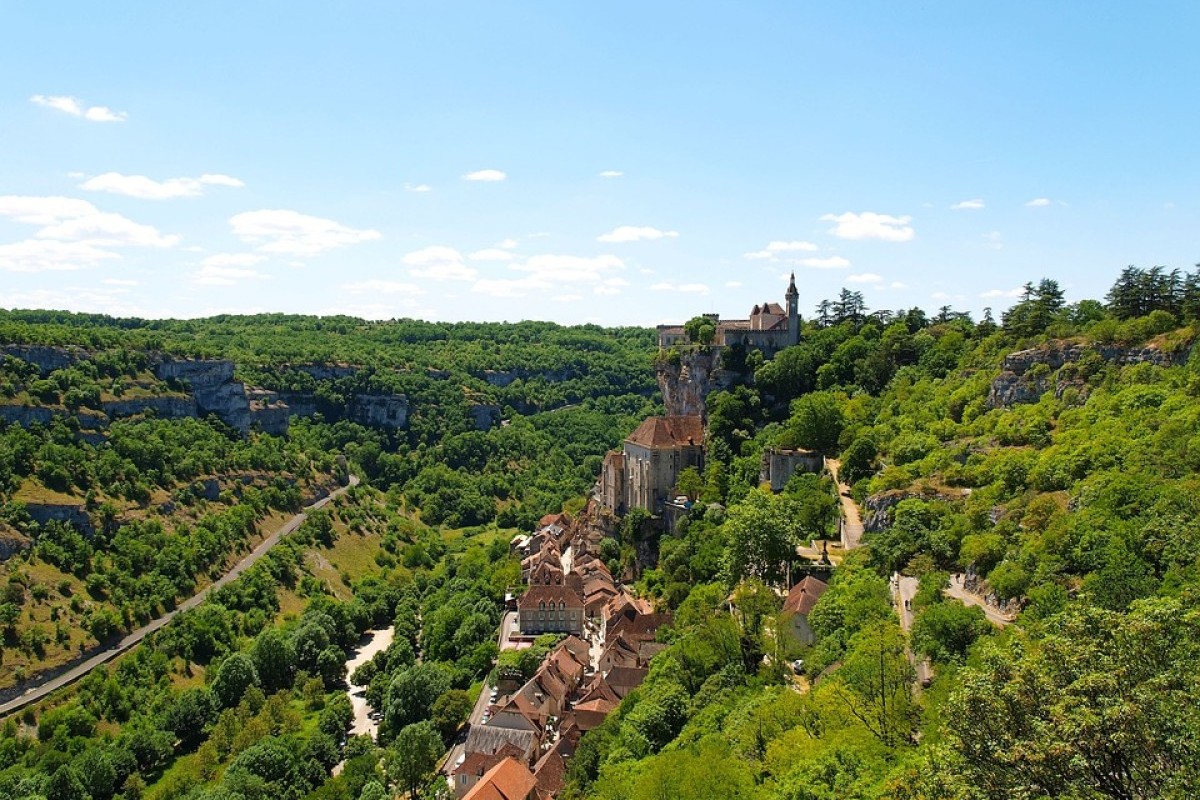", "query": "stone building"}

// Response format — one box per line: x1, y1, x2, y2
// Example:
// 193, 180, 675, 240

760, 447, 824, 492
656, 274, 800, 354
517, 584, 585, 636
598, 415, 704, 515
